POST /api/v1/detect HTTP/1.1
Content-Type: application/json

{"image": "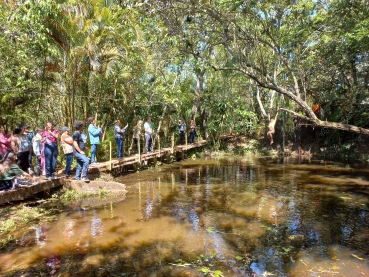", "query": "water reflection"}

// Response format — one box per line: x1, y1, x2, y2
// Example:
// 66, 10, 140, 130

91, 210, 103, 238
1, 157, 369, 276
63, 219, 75, 239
